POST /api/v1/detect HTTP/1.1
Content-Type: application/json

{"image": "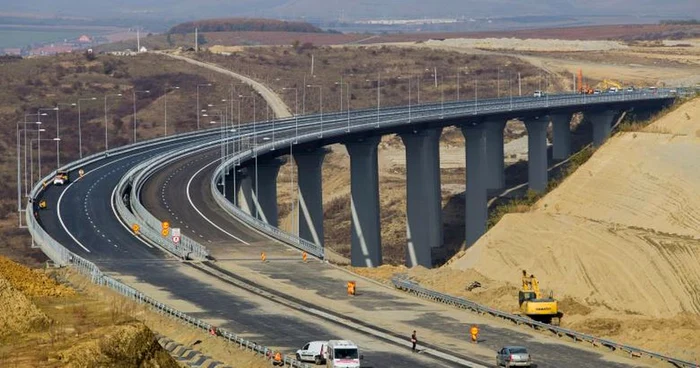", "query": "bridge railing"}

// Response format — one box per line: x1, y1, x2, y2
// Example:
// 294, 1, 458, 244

24, 133, 309, 368
392, 278, 698, 368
